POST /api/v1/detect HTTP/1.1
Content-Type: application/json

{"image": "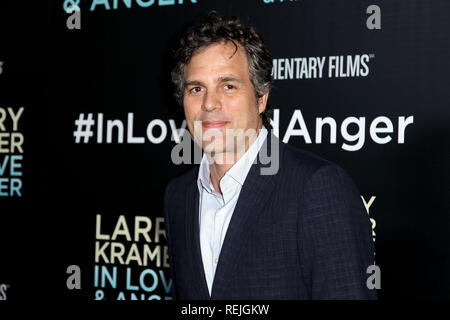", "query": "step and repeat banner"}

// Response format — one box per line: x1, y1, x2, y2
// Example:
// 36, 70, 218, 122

0, 0, 449, 301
